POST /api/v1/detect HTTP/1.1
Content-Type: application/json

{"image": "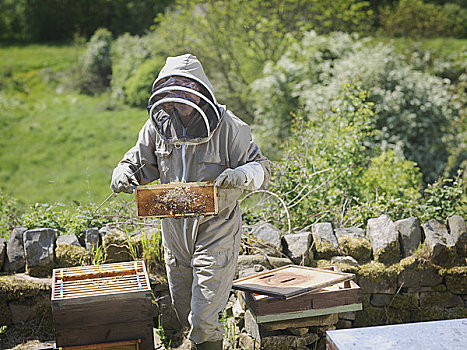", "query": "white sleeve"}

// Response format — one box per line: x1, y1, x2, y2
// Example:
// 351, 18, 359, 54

236, 161, 265, 190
